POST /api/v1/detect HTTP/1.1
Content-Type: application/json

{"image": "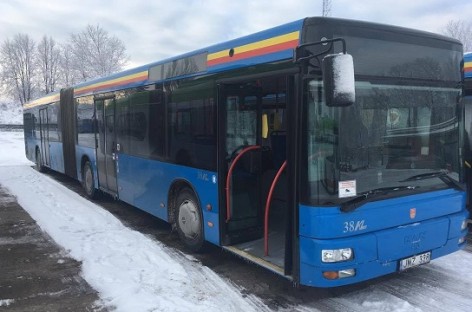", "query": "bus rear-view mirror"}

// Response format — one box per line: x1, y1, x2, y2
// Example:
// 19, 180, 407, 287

322, 53, 355, 107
